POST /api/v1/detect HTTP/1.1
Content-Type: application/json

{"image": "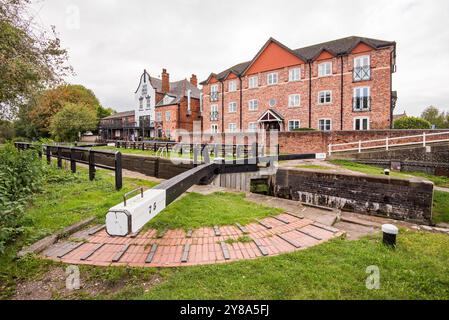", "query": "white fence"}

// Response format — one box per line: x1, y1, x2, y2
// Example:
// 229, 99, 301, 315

328, 131, 449, 155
